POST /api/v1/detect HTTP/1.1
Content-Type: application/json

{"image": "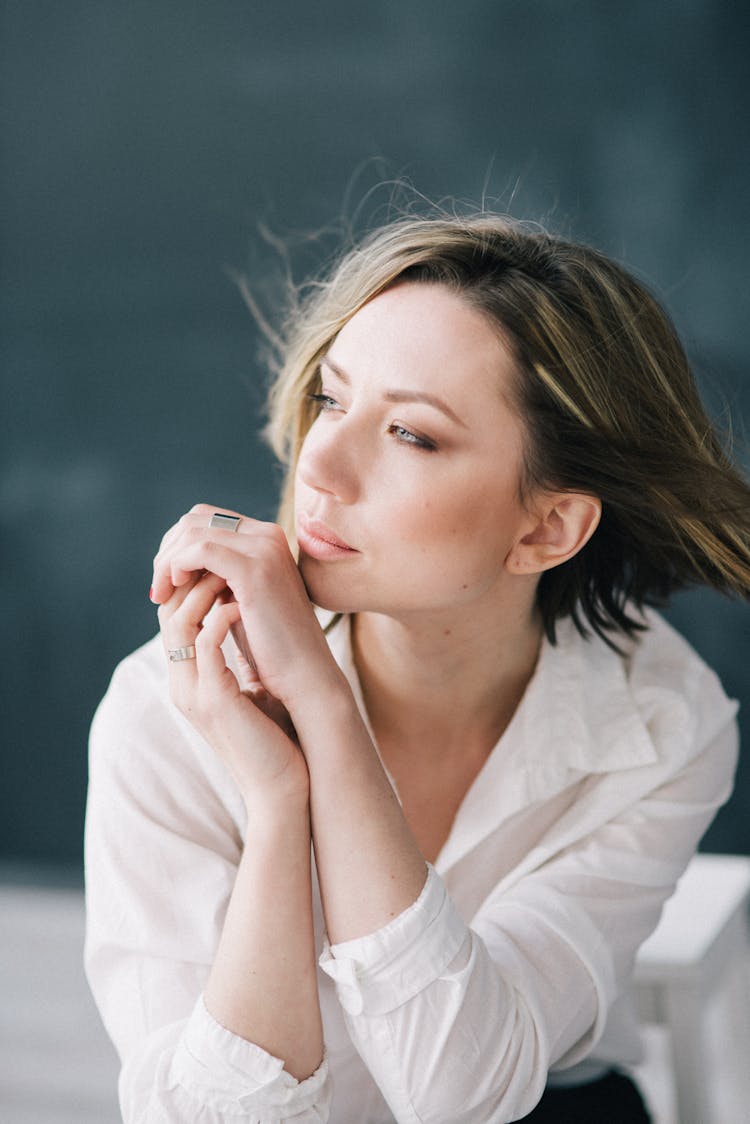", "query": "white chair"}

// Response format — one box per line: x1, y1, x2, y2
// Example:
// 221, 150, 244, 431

633, 853, 750, 1124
